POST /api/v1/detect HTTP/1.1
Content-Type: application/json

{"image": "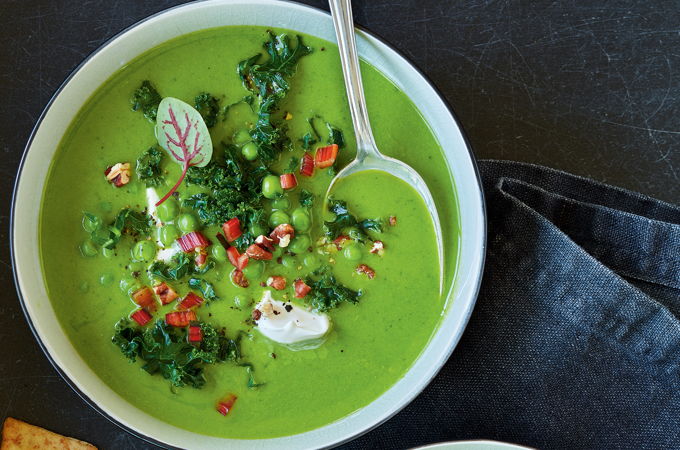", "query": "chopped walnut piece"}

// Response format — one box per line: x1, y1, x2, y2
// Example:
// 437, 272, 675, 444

270, 224, 295, 246
255, 235, 275, 251
104, 162, 131, 187
356, 264, 376, 279
231, 269, 249, 288
388, 216, 397, 226
370, 240, 385, 256
266, 276, 287, 290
